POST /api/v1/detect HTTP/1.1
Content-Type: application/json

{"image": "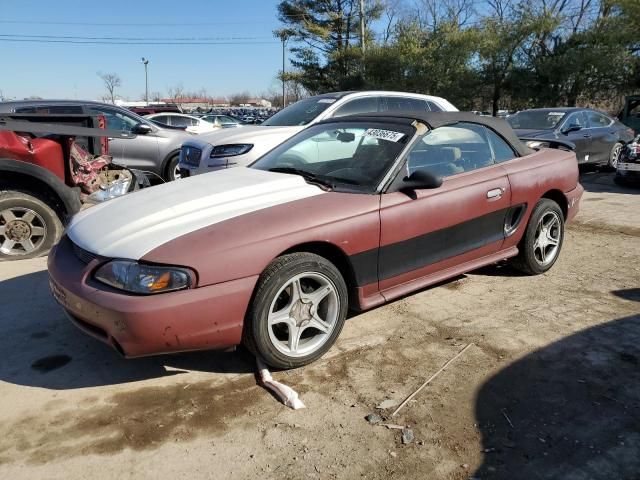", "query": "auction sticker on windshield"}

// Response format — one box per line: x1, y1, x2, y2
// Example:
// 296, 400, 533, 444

364, 129, 405, 142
